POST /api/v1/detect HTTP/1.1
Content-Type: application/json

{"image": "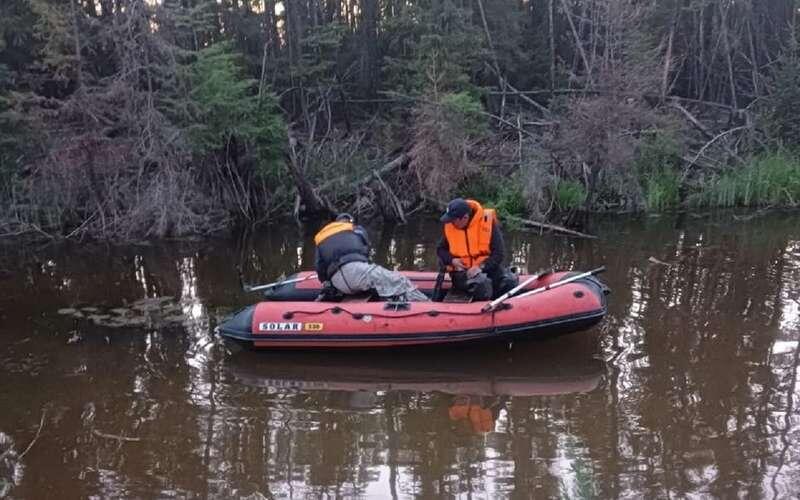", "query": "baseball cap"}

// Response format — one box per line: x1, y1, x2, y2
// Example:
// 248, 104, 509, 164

440, 198, 470, 222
